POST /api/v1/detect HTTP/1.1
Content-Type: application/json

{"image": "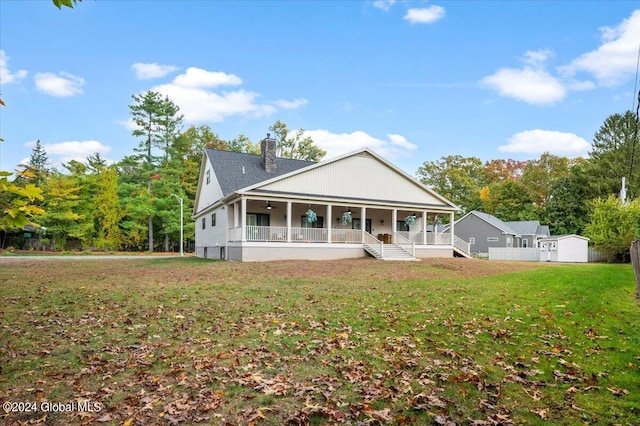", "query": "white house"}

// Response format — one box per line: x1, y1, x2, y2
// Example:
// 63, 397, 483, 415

193, 135, 470, 262
538, 235, 589, 263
